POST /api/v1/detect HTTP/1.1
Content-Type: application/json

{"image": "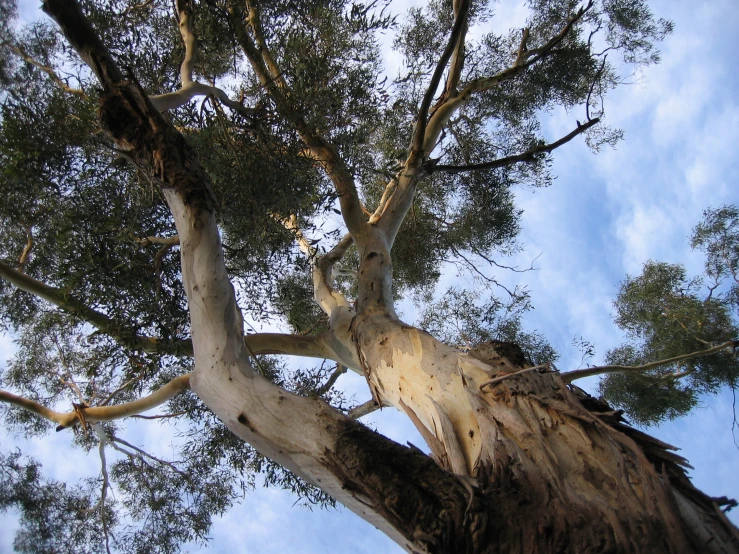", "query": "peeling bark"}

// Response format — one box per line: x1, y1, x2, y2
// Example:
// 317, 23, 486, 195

41, 1, 739, 552
353, 318, 739, 553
